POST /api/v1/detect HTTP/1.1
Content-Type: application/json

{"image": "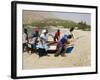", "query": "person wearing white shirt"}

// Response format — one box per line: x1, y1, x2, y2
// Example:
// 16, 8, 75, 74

37, 29, 49, 57
22, 29, 28, 52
